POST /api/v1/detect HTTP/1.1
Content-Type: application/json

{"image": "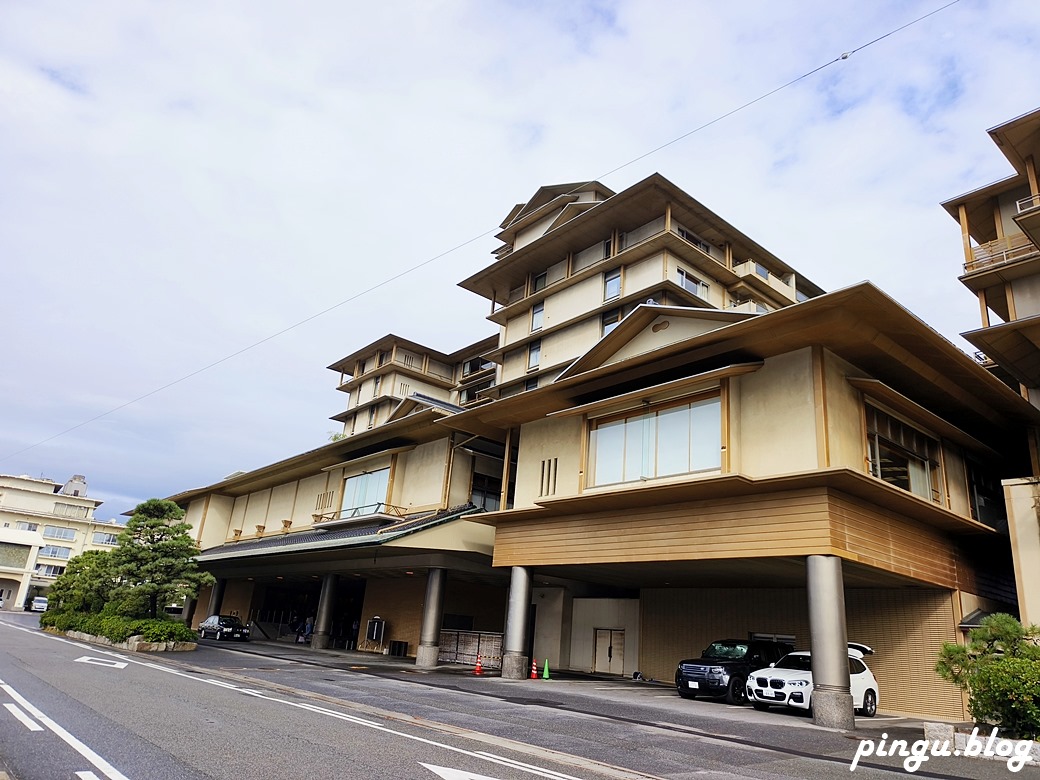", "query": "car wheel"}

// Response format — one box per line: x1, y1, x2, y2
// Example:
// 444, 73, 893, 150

752, 702, 770, 711
725, 677, 748, 705
858, 690, 877, 718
